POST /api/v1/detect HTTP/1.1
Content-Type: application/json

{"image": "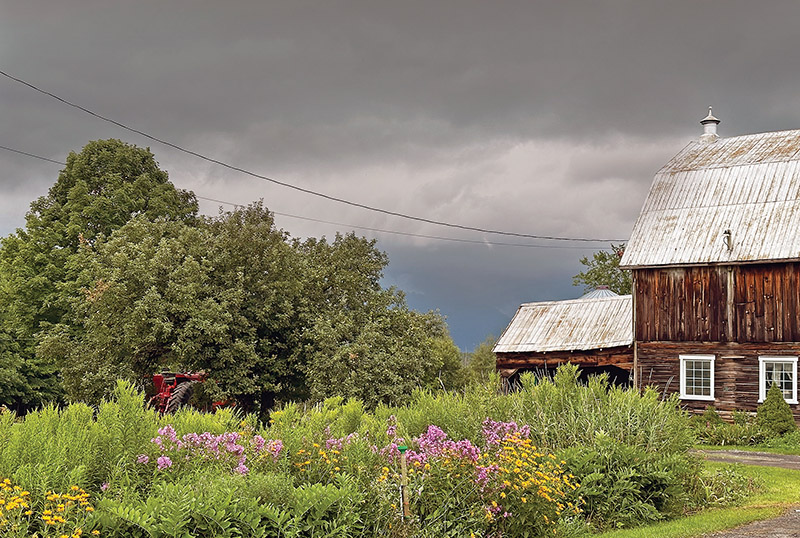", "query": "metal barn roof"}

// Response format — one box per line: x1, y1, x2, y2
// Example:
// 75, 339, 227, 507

579, 286, 619, 299
620, 129, 800, 268
493, 295, 632, 354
